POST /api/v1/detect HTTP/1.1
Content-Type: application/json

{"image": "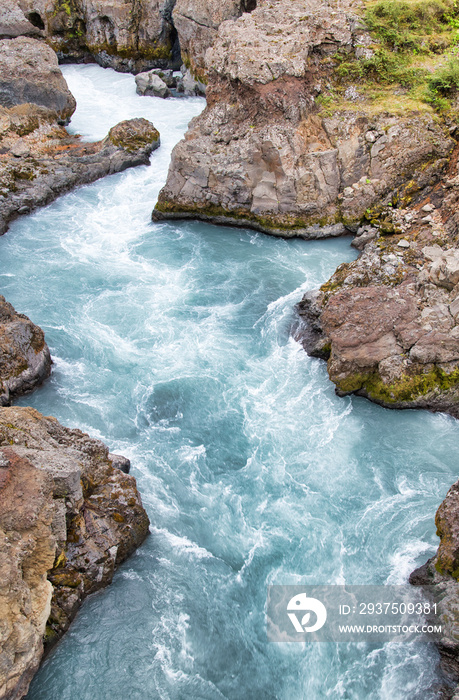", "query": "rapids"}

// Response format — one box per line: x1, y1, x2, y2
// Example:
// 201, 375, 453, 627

0, 64, 456, 699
